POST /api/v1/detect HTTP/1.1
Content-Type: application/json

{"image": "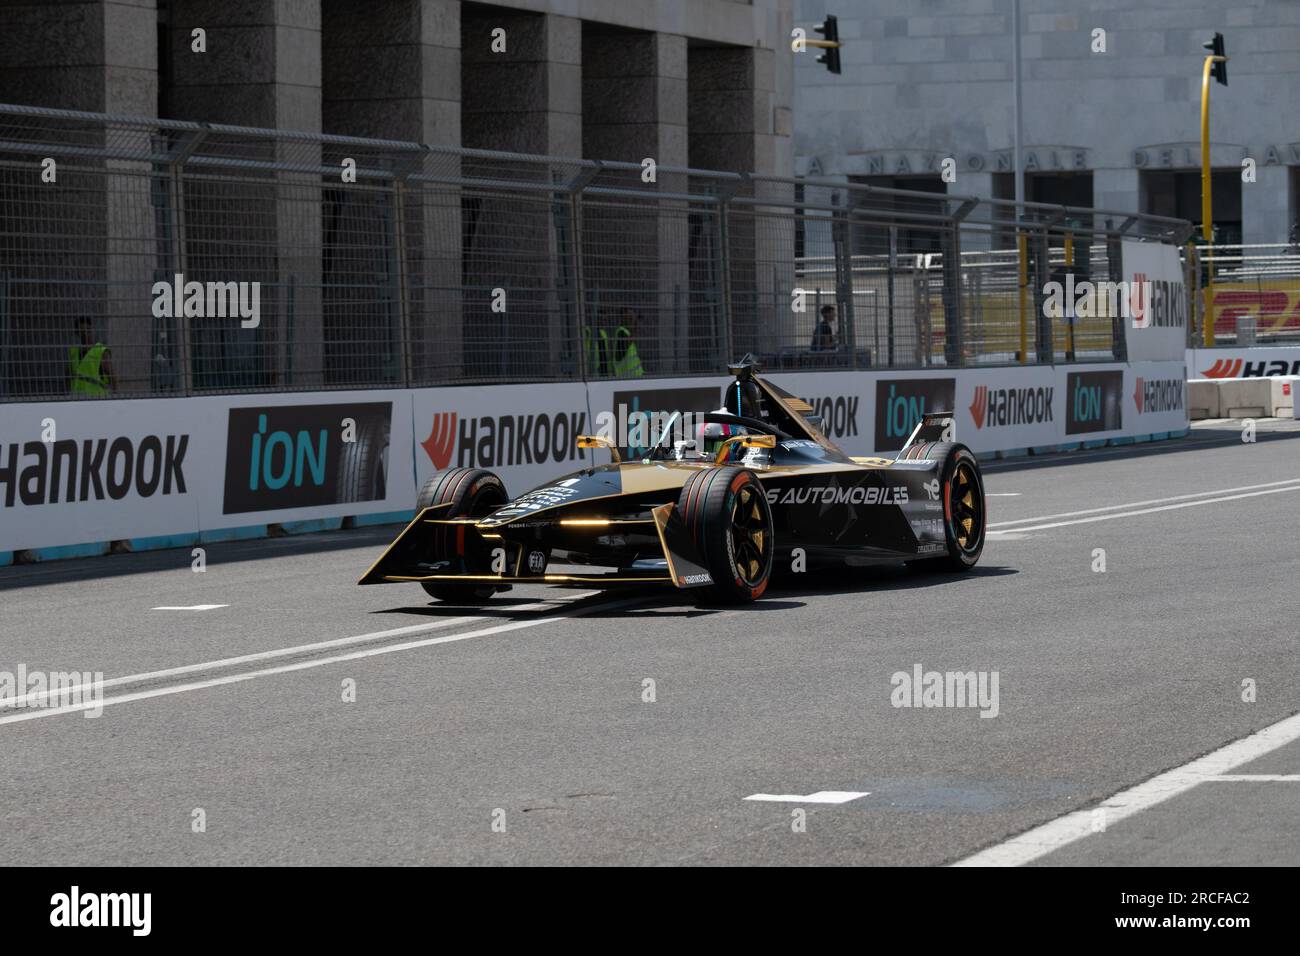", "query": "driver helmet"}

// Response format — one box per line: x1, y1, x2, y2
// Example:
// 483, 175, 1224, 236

695, 408, 746, 460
